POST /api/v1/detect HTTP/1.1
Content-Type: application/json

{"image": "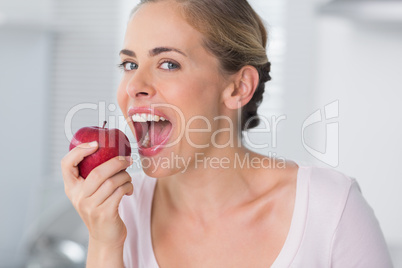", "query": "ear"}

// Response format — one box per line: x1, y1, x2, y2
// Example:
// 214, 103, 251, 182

221, 66, 259, 110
